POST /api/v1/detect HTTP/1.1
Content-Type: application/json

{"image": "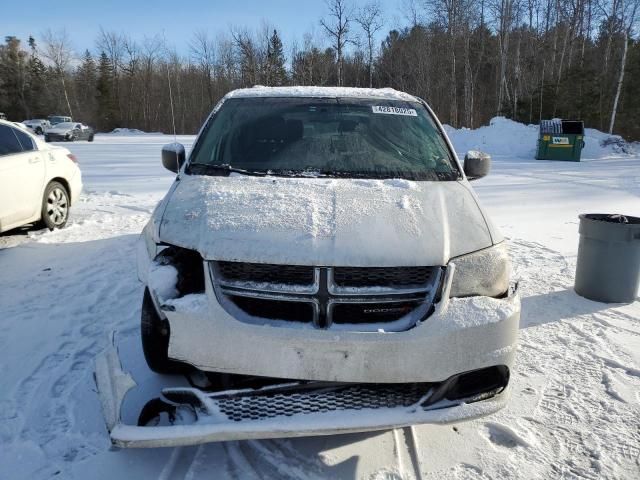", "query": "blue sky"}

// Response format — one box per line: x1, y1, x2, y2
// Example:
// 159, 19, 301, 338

3, 0, 405, 56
